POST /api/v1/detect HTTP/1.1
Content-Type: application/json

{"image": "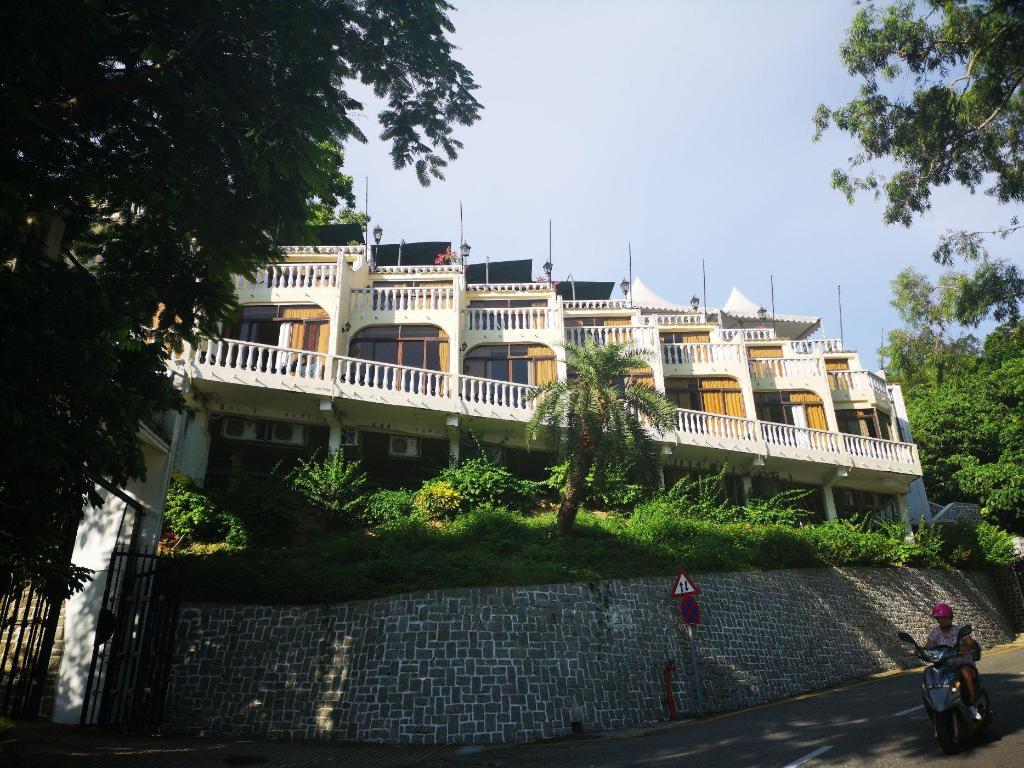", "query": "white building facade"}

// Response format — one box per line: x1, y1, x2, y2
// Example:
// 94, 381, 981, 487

173, 233, 926, 524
